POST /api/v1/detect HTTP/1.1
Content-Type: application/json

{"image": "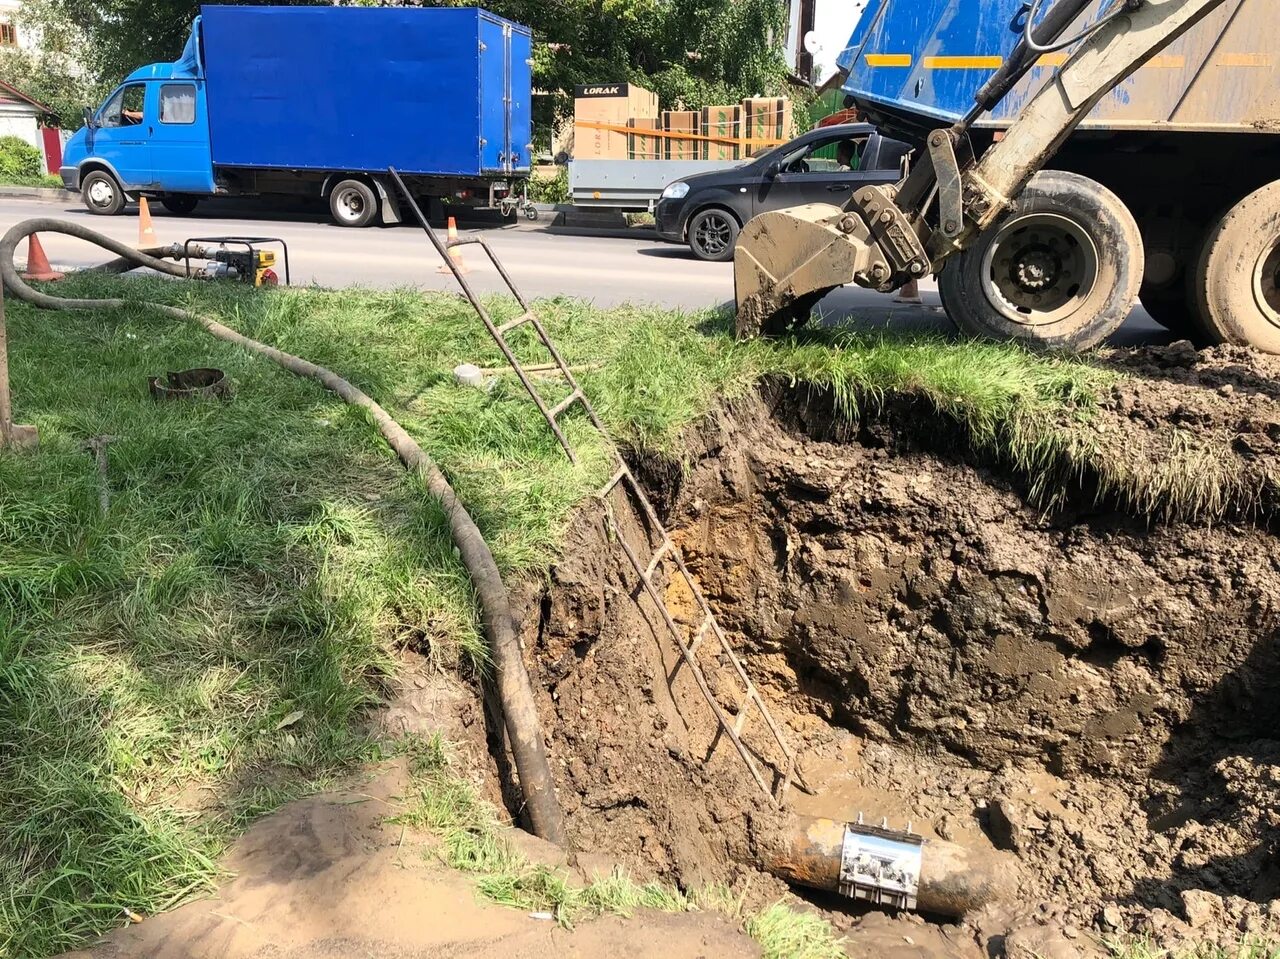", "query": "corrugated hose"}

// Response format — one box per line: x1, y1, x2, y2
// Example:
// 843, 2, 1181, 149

0, 217, 569, 847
